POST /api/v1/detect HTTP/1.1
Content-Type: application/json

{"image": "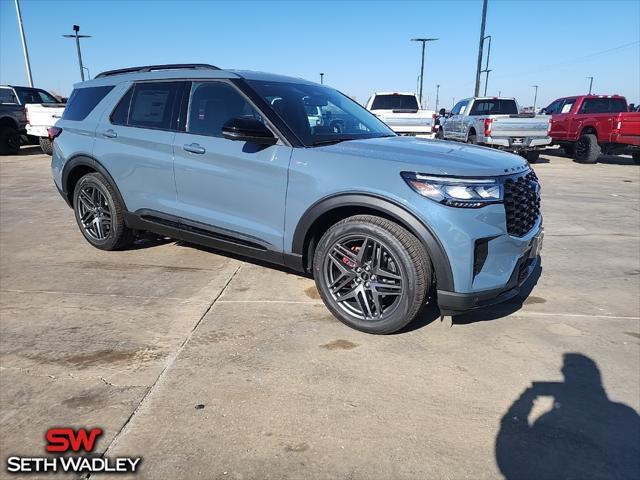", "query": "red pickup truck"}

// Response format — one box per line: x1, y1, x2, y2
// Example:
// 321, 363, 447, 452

542, 95, 639, 164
